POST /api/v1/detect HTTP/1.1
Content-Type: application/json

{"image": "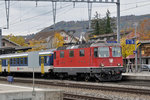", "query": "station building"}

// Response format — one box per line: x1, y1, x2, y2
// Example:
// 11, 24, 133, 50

0, 37, 31, 55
